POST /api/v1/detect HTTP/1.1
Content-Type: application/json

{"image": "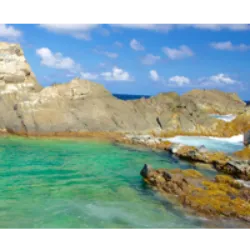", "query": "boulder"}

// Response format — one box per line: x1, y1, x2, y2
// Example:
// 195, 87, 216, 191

244, 130, 250, 146
140, 164, 153, 179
